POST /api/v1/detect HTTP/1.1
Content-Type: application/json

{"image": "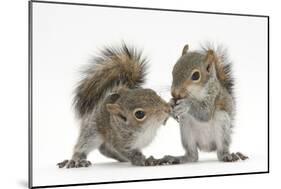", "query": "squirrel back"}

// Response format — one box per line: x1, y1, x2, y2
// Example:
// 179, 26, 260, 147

74, 43, 148, 118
